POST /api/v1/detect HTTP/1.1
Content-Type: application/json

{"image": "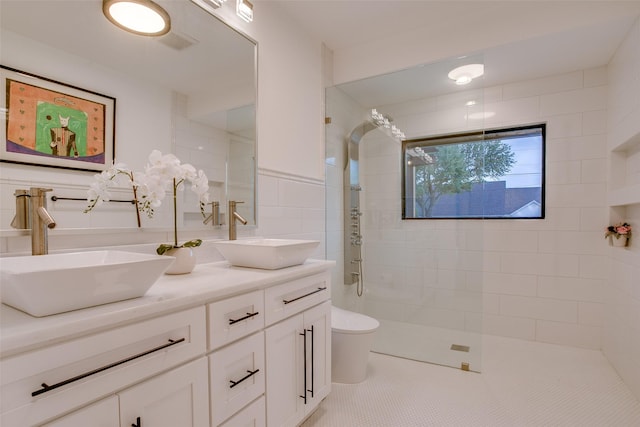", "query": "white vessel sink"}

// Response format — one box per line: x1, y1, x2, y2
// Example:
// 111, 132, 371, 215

0, 250, 174, 317
214, 239, 320, 270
